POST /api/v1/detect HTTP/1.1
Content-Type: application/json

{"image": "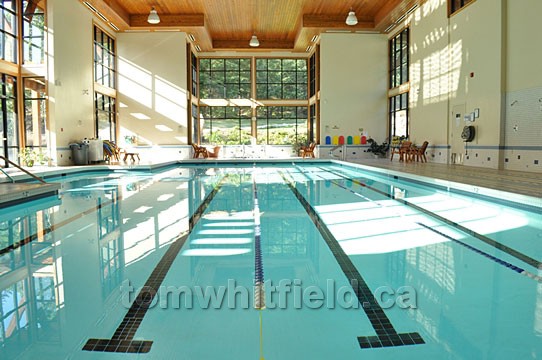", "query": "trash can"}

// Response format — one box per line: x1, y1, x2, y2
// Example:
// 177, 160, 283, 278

70, 143, 89, 165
